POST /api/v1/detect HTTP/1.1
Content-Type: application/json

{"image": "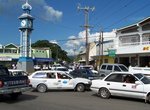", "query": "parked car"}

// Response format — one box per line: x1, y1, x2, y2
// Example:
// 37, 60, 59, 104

79, 65, 98, 74
129, 66, 150, 78
91, 72, 150, 103
29, 70, 92, 93
70, 69, 100, 80
0, 65, 31, 100
8, 69, 28, 76
53, 66, 71, 74
50, 64, 62, 70
34, 65, 41, 71
99, 63, 128, 77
